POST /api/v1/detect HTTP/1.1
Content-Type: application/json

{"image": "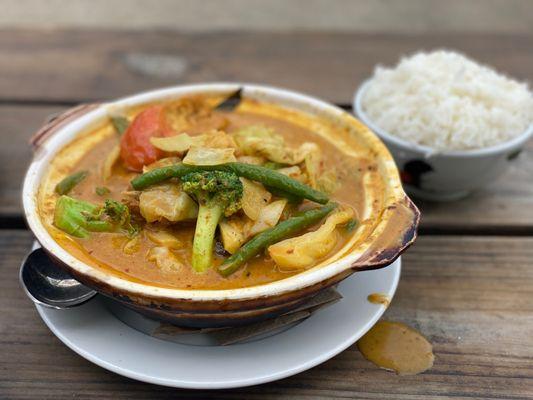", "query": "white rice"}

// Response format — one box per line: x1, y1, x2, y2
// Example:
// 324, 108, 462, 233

362, 50, 533, 151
